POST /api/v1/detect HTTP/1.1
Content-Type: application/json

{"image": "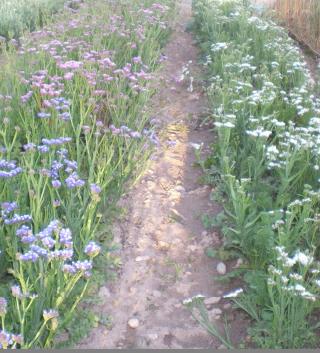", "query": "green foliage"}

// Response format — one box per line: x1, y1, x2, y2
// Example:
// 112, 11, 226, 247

0, 0, 66, 40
